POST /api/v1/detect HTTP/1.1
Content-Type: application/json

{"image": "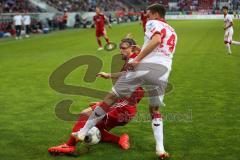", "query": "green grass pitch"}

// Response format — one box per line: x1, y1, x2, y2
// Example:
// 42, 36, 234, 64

0, 20, 240, 160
